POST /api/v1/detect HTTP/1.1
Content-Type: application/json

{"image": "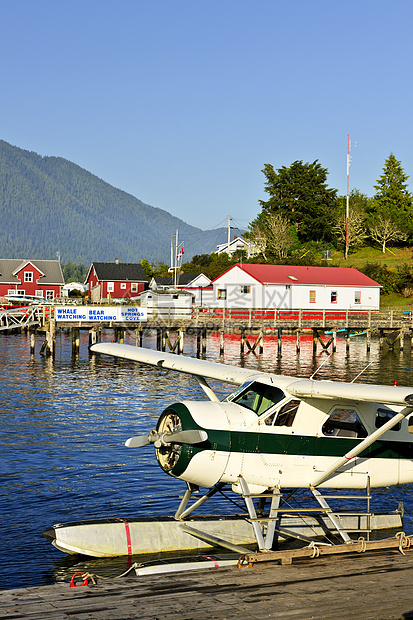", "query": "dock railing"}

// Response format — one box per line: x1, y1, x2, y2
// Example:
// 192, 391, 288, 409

192, 307, 413, 330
